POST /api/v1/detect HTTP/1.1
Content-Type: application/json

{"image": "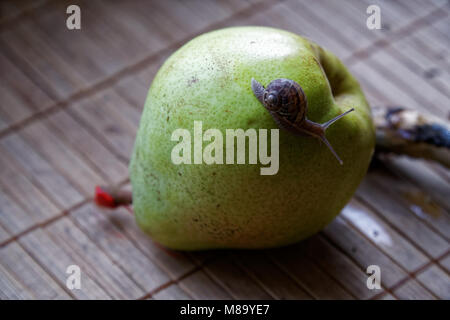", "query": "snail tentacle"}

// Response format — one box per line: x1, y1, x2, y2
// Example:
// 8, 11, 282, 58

318, 134, 343, 165
251, 78, 265, 104
321, 108, 355, 130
